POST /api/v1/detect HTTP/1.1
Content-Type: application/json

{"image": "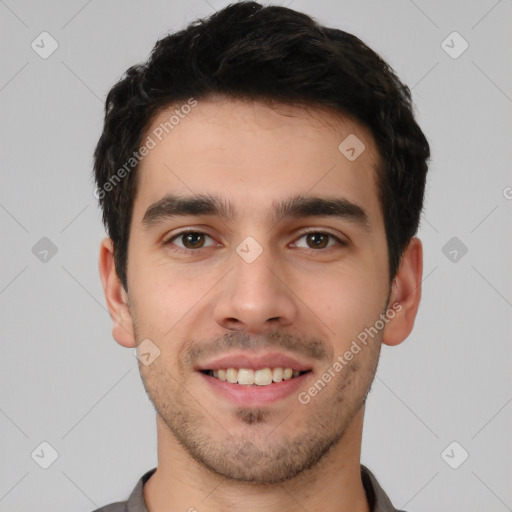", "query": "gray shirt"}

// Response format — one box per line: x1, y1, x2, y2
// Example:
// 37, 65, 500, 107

91, 465, 405, 512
